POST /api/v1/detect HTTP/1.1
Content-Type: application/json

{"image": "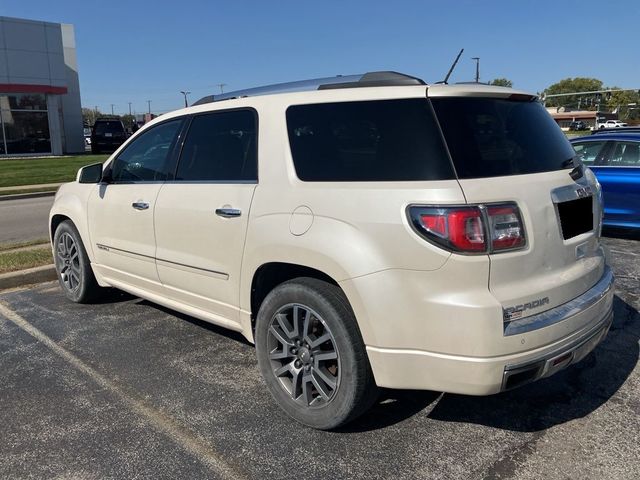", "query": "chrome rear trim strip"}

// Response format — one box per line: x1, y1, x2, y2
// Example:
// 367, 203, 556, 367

503, 266, 614, 336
